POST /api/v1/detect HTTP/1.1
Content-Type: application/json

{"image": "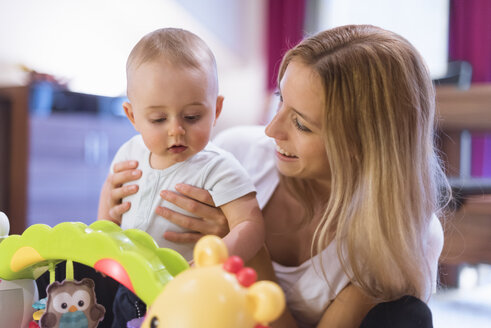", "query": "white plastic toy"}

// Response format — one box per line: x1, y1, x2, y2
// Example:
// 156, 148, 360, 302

0, 211, 9, 239
0, 211, 38, 328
